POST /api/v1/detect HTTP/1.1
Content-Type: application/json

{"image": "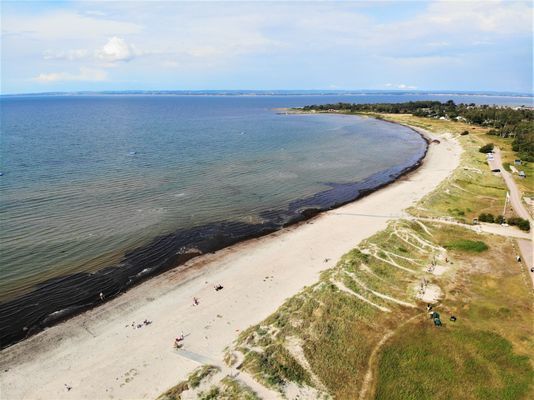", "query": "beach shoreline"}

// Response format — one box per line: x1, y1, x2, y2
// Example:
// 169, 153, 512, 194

0, 116, 428, 350
0, 121, 462, 400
